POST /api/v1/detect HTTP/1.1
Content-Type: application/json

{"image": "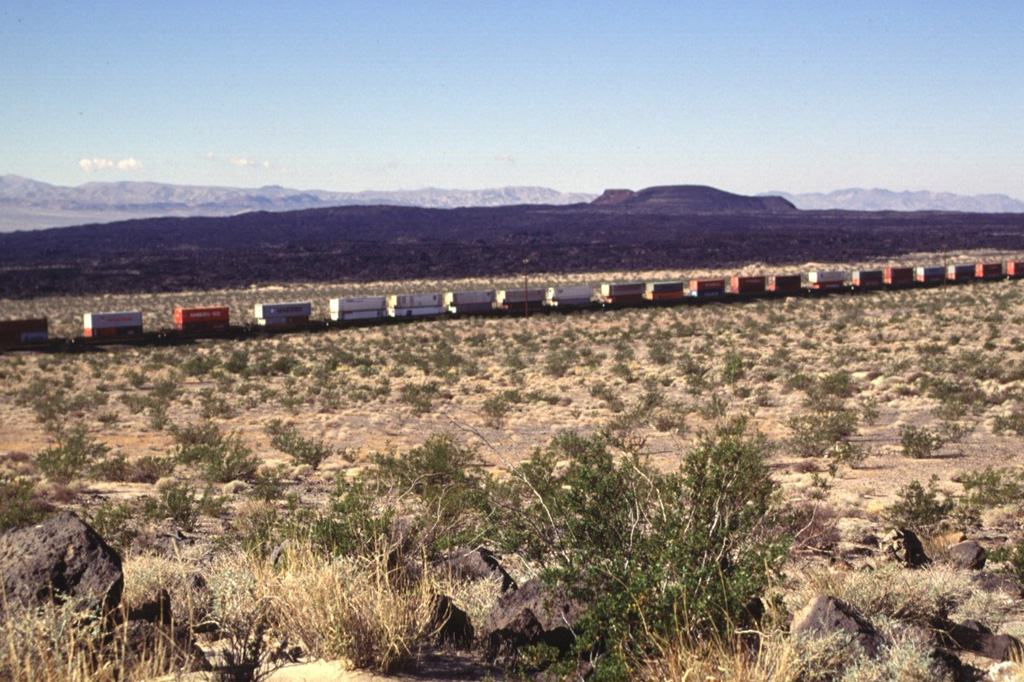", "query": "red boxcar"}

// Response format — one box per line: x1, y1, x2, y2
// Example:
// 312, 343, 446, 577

884, 267, 914, 285
729, 276, 766, 295
688, 278, 726, 297
0, 318, 48, 344
1008, 261, 1024, 278
768, 274, 802, 293
174, 306, 230, 332
975, 263, 1003, 280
